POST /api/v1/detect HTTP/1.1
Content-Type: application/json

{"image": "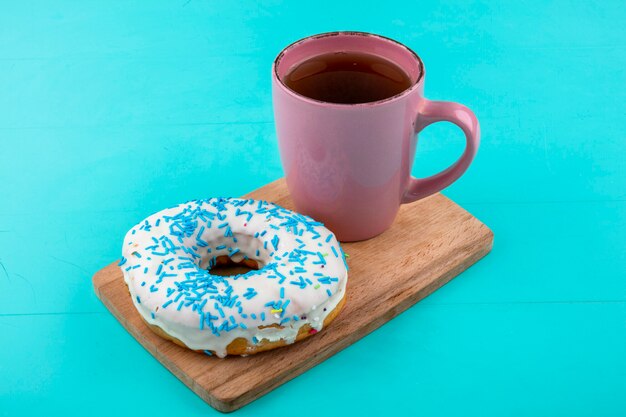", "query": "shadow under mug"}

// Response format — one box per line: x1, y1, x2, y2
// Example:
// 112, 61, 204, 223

272, 32, 480, 242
